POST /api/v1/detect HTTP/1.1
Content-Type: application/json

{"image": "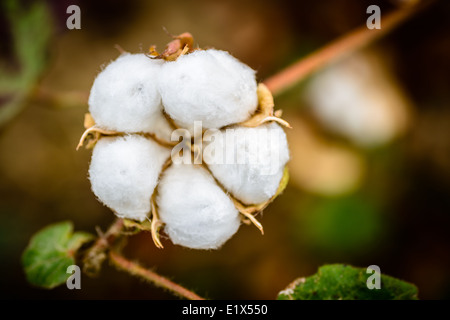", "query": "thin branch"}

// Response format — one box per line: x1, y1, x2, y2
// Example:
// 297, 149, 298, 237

109, 249, 205, 300
82, 218, 124, 276
264, 3, 429, 96
83, 218, 204, 300
92, 218, 124, 252
31, 86, 89, 108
